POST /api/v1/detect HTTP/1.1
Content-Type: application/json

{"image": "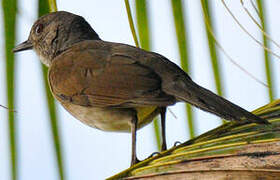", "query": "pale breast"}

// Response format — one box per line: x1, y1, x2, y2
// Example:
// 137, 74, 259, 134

60, 102, 160, 132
